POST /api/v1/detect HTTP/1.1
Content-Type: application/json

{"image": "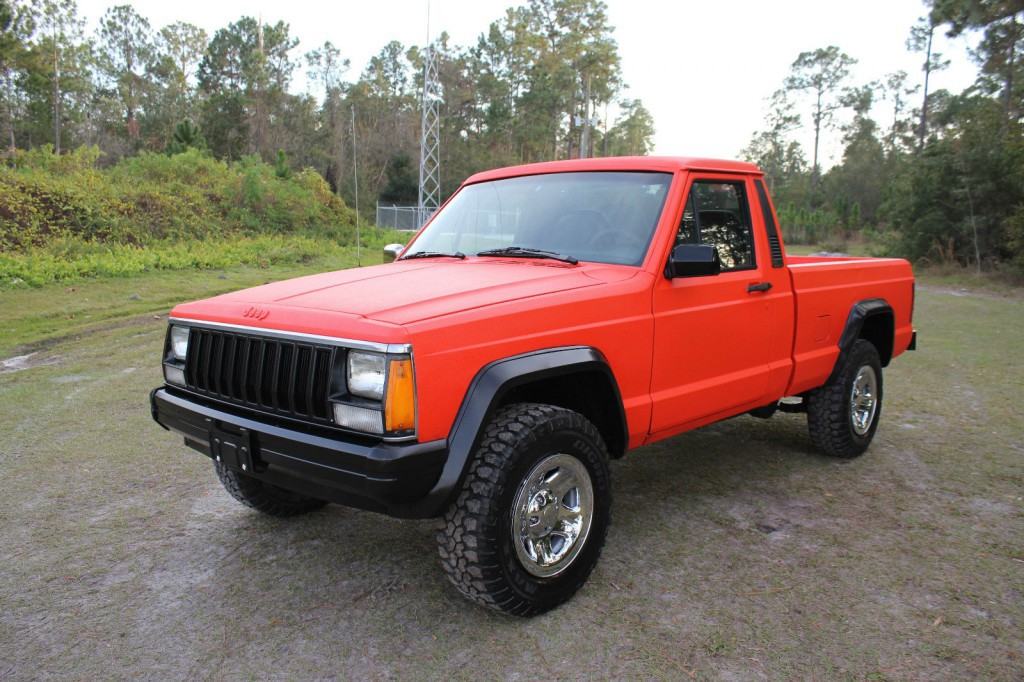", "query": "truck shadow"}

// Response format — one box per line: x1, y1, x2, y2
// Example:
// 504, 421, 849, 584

611, 412, 835, 511
185, 412, 842, 624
